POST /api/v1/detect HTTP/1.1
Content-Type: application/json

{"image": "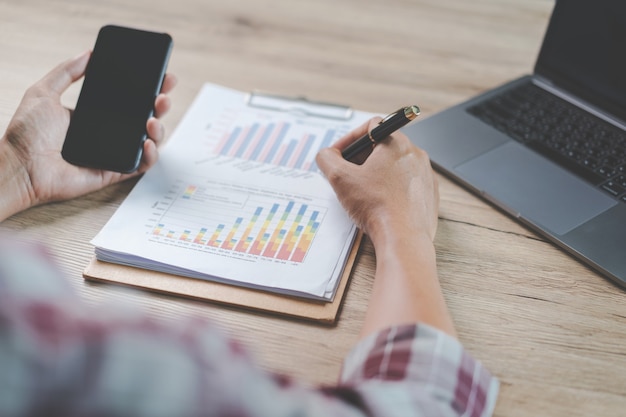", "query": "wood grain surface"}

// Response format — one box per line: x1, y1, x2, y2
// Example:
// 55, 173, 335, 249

1, 1, 624, 415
